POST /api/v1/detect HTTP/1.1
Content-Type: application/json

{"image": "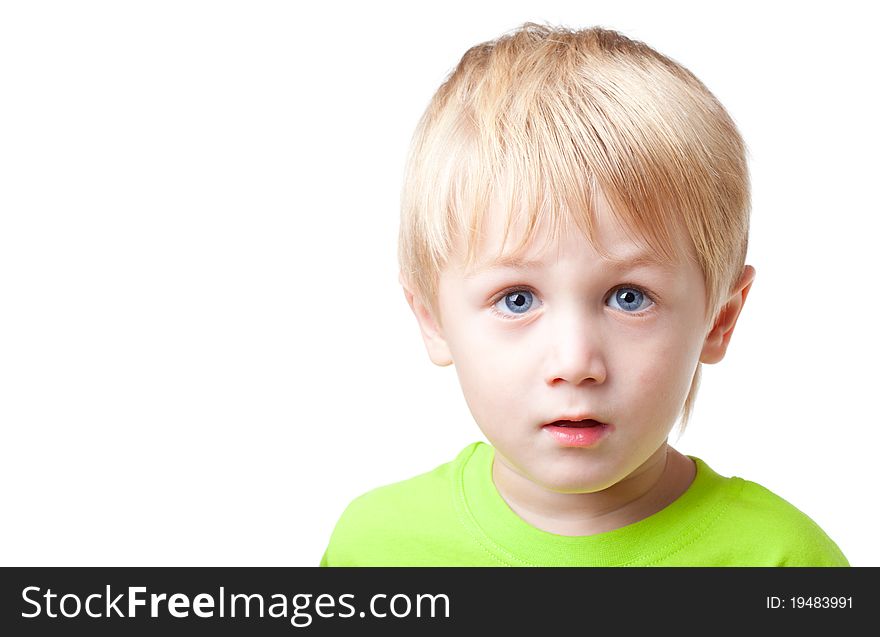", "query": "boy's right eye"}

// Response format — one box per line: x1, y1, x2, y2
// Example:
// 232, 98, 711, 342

491, 288, 539, 319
